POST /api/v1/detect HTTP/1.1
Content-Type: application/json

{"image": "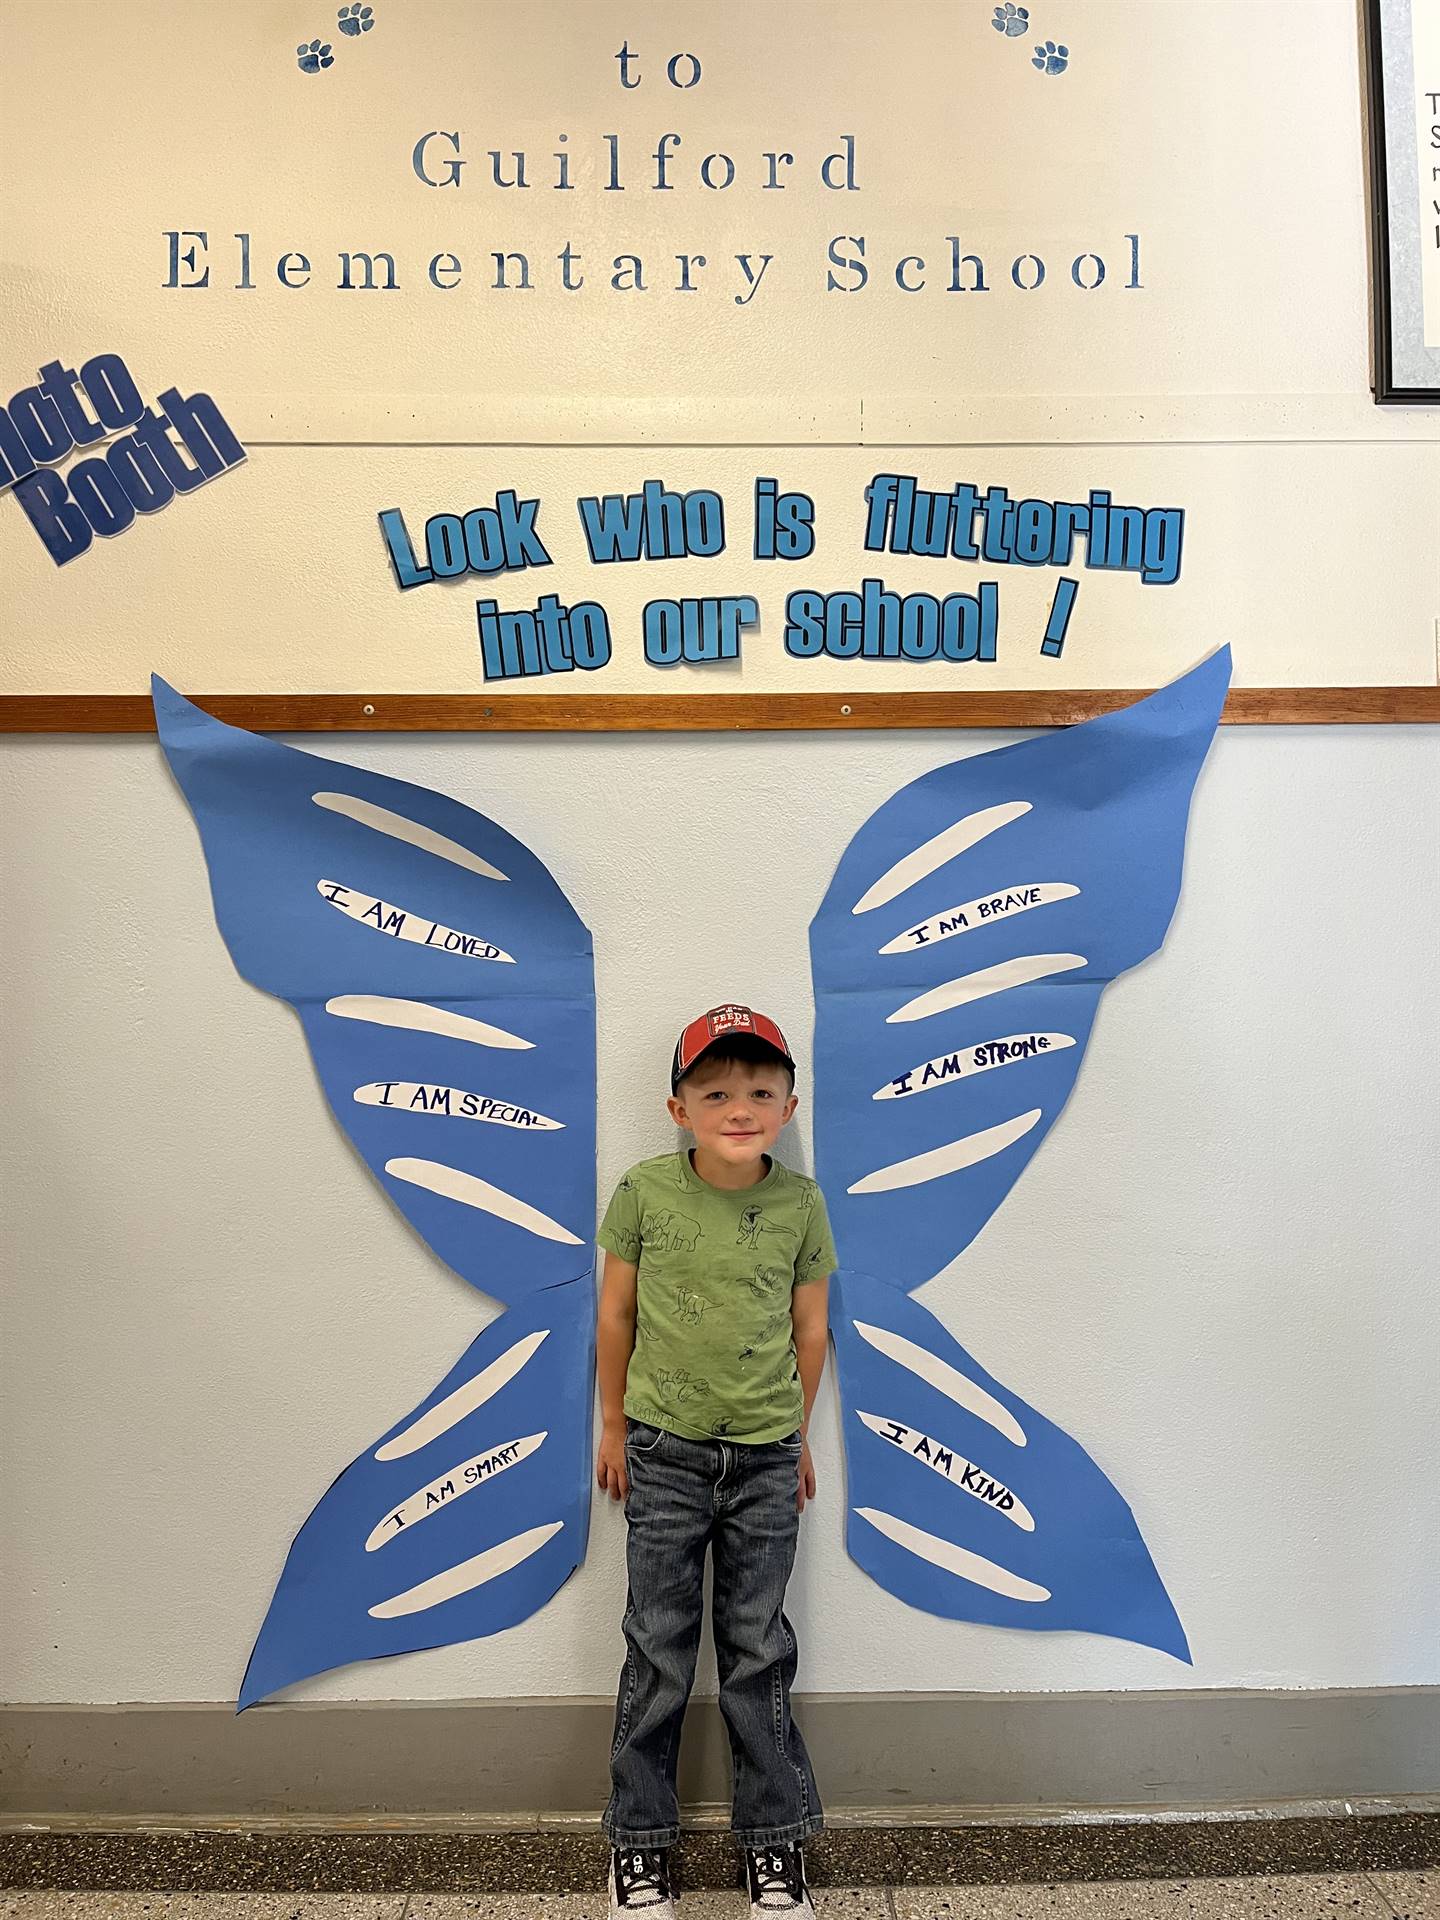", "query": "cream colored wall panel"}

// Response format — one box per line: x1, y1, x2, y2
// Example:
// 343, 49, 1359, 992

2, 443, 1433, 693
872, 394, 1440, 447
0, 0, 1401, 442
